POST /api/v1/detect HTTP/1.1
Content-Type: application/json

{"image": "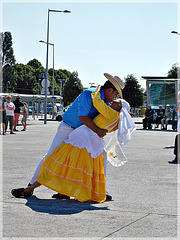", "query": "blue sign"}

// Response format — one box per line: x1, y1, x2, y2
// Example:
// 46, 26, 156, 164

51, 96, 56, 99
41, 73, 46, 78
